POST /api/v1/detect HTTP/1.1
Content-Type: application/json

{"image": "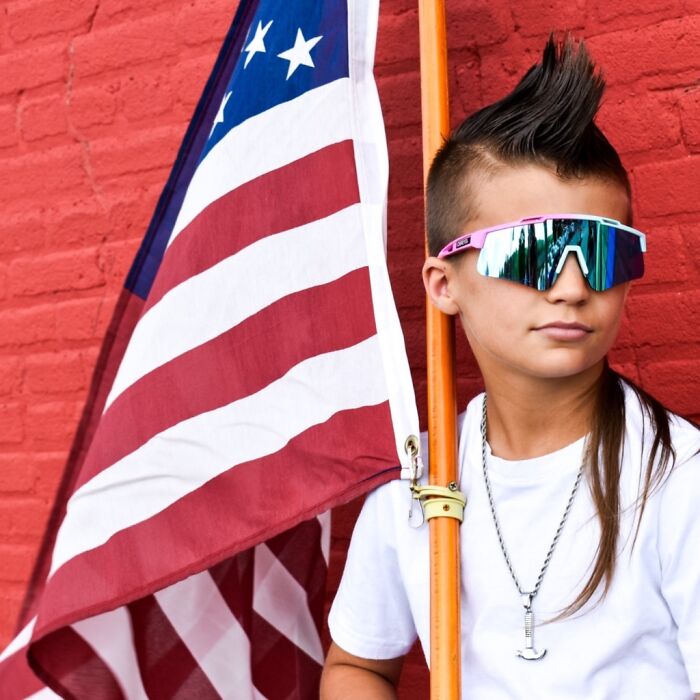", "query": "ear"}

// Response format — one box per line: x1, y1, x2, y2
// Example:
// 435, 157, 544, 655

422, 256, 461, 316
